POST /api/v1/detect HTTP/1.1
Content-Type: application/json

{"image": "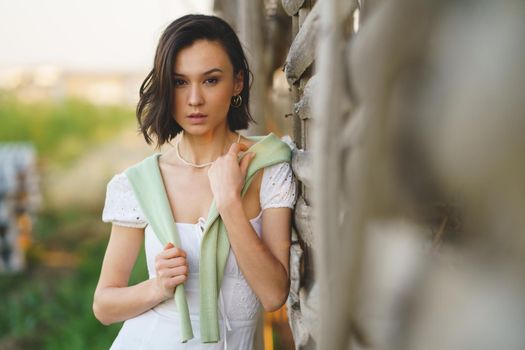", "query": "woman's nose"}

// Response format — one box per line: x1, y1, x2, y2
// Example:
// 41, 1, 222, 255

188, 84, 204, 106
